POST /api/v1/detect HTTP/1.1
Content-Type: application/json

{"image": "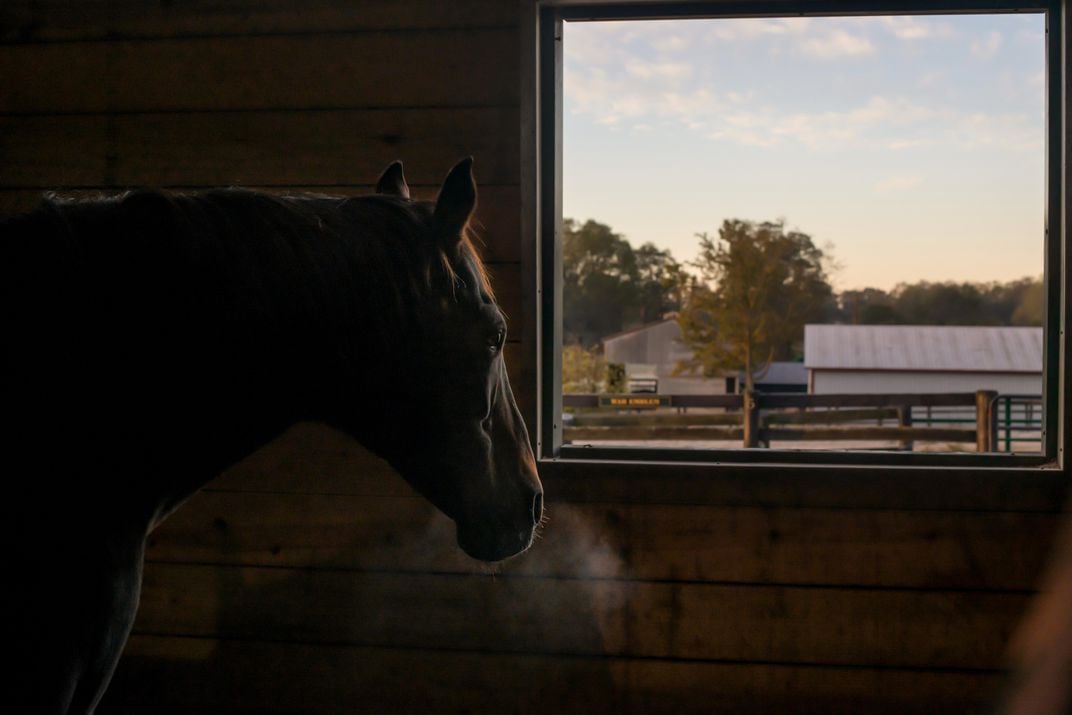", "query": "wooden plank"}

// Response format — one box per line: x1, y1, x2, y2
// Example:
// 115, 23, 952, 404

766, 408, 900, 425
0, 107, 521, 187
103, 634, 1004, 715
146, 490, 1062, 590
762, 426, 978, 442
762, 393, 979, 409
566, 426, 744, 441
1000, 507, 1072, 714
0, 185, 522, 262
568, 413, 743, 427
537, 460, 1069, 513
566, 425, 977, 442
0, 0, 518, 43
563, 393, 744, 409
0, 29, 520, 113
131, 562, 1030, 670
